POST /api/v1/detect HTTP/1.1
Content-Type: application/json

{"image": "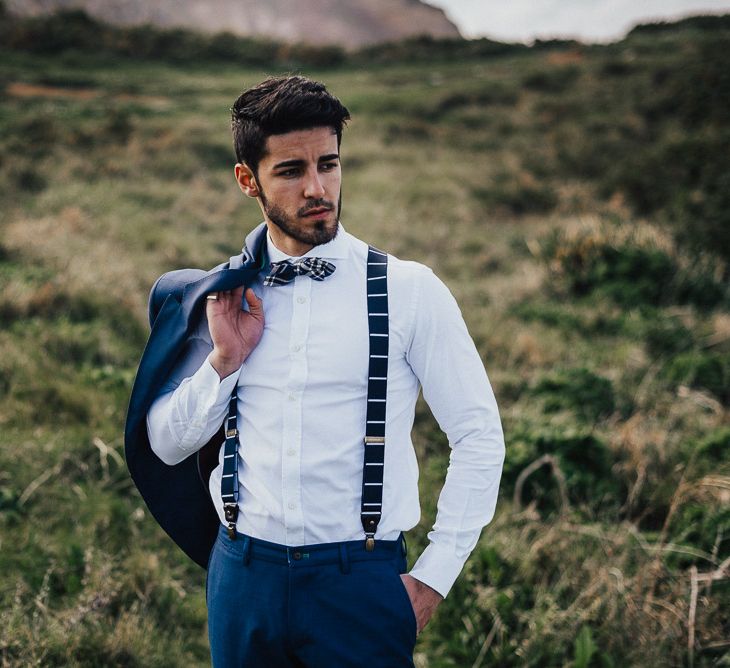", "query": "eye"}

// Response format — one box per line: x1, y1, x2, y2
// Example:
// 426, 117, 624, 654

320, 162, 338, 171
278, 168, 300, 177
